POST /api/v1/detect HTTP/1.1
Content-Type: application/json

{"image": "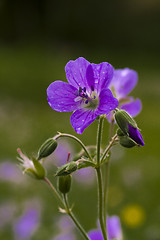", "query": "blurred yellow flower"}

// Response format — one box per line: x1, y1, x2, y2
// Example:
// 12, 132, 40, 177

121, 204, 145, 228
